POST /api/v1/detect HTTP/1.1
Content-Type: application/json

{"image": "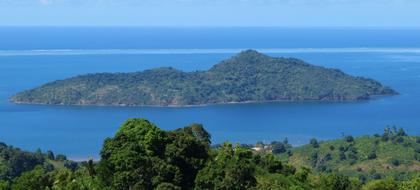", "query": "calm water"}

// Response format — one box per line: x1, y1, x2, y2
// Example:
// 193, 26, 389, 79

0, 27, 419, 159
